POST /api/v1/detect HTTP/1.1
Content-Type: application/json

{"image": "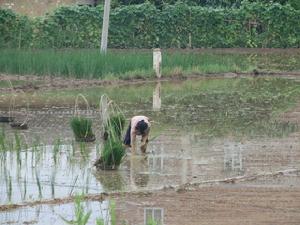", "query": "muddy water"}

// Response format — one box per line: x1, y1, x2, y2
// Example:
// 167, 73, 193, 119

1, 200, 110, 225
0, 77, 300, 224
1, 131, 299, 203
